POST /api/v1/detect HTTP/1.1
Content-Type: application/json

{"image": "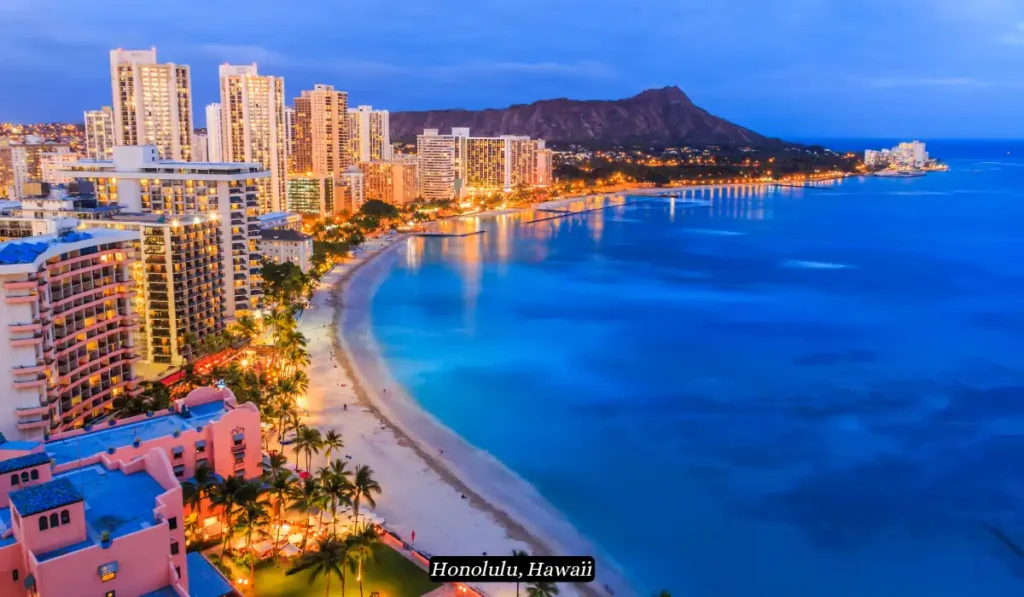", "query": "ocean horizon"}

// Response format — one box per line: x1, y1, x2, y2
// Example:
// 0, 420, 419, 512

359, 139, 1024, 596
